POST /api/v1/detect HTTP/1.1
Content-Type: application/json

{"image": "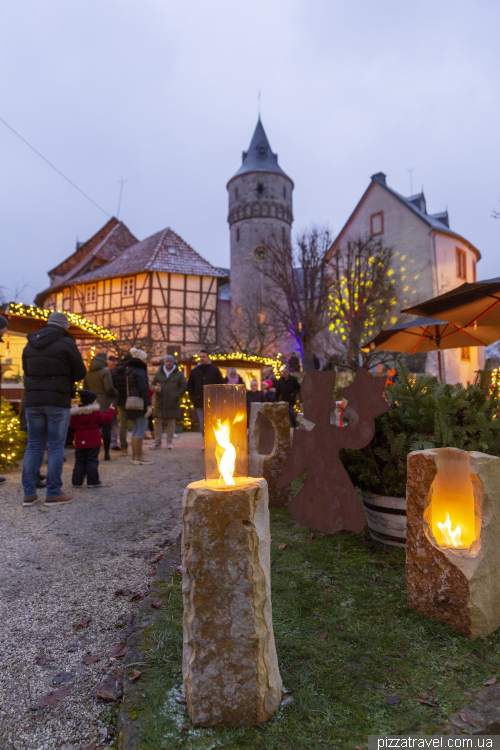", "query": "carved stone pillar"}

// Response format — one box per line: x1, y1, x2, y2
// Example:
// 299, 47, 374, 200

248, 402, 291, 508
